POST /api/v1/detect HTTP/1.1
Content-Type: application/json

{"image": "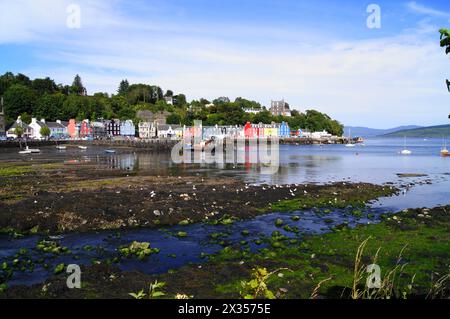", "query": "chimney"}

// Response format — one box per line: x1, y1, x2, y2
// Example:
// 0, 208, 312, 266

56, 120, 61, 124
31, 118, 37, 124
41, 119, 46, 124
